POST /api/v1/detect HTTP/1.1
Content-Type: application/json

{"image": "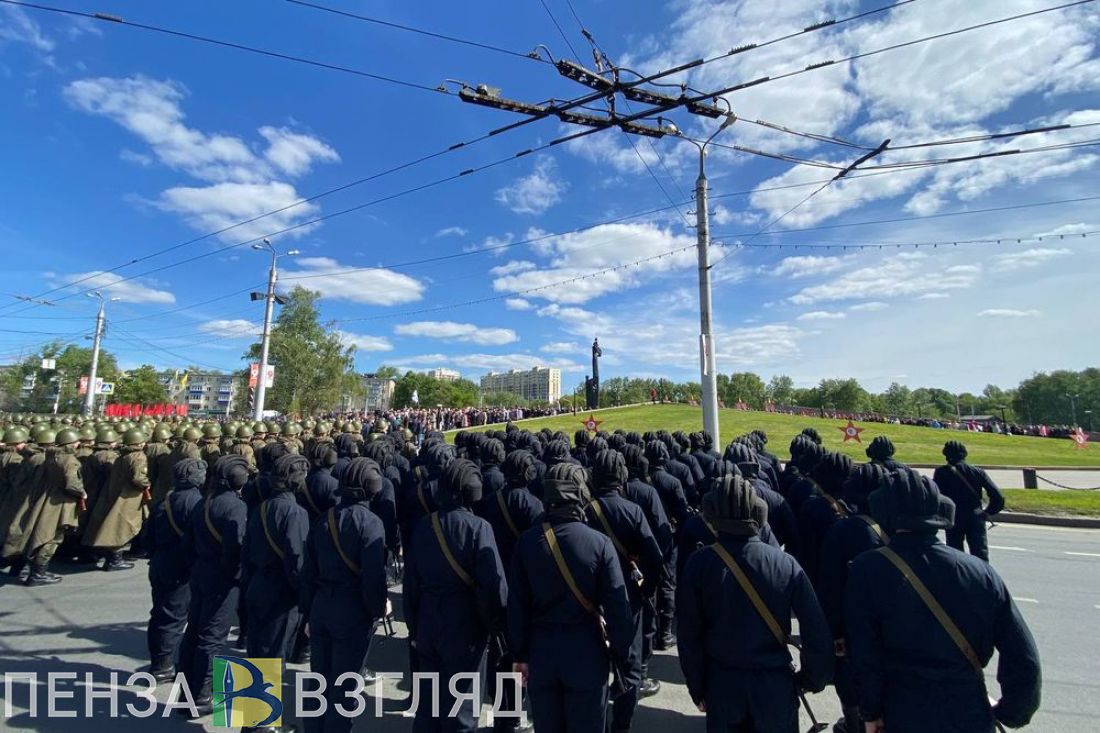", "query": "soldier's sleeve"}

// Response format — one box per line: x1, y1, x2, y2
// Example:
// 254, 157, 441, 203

282, 506, 309, 593
222, 499, 248, 582
669, 476, 690, 528
403, 524, 422, 639
241, 512, 259, 589
65, 456, 85, 498
844, 556, 886, 720
506, 541, 533, 663
596, 537, 634, 664
675, 551, 706, 705
132, 455, 151, 490
817, 525, 847, 639
633, 511, 664, 597
773, 496, 801, 557
980, 467, 1005, 515
649, 491, 674, 558
299, 520, 319, 617
790, 560, 834, 693
358, 516, 388, 619
473, 521, 508, 634
991, 578, 1042, 728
